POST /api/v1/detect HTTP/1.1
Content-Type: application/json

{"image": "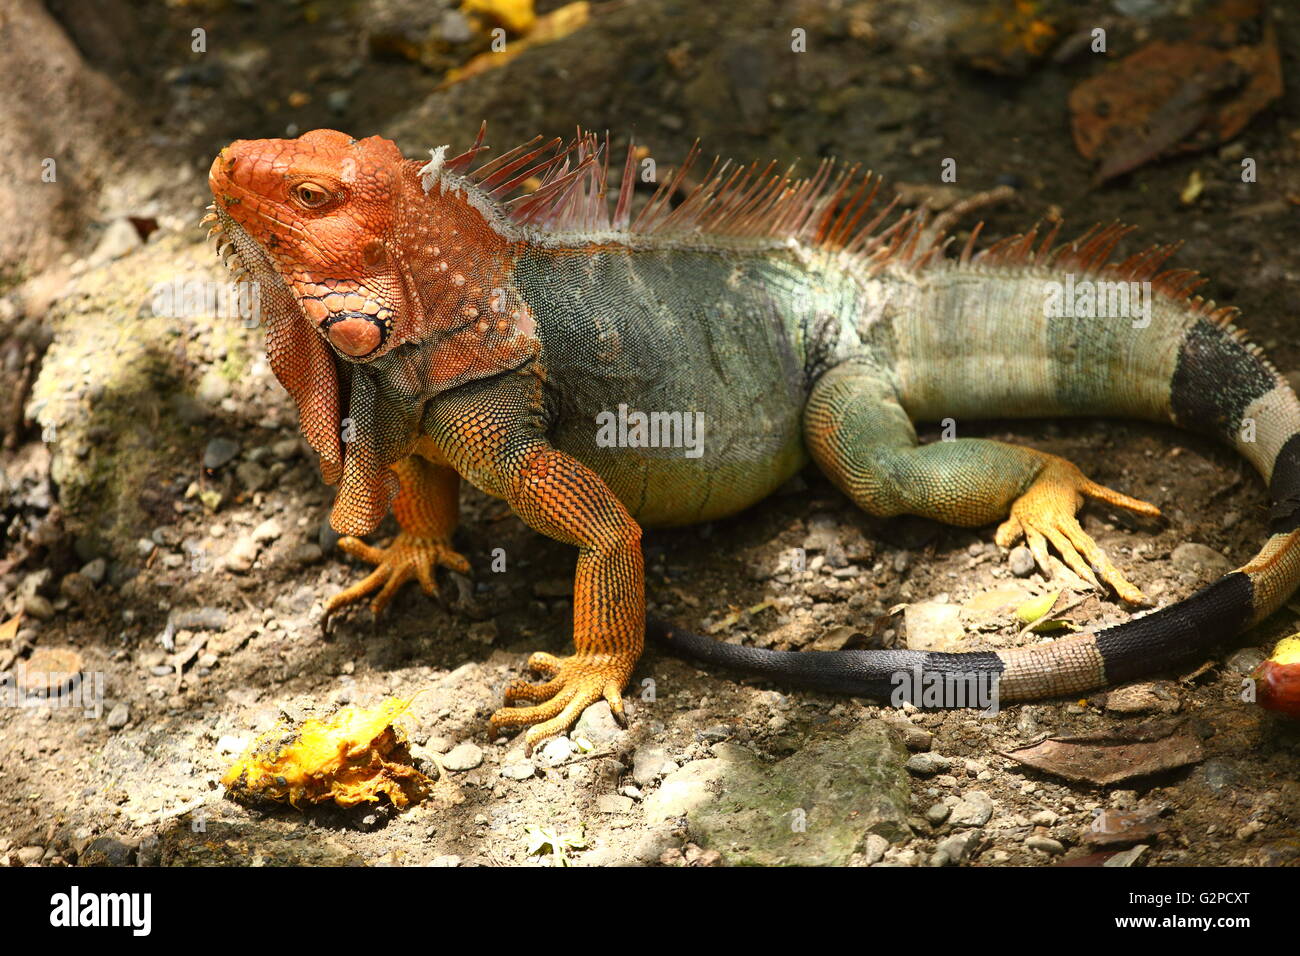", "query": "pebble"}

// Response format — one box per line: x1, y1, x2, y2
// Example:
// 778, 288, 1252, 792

16, 846, 44, 866
21, 593, 54, 620
930, 830, 979, 866
59, 572, 94, 603
19, 648, 84, 693
535, 736, 572, 766
203, 437, 241, 470
572, 702, 623, 749
862, 833, 889, 865
1008, 545, 1036, 577
948, 791, 995, 827
80, 558, 108, 585
1225, 647, 1267, 675
106, 703, 129, 730
1026, 835, 1065, 855
1105, 682, 1179, 714
1170, 542, 1232, 577
596, 794, 634, 814
1030, 810, 1058, 826
631, 746, 679, 787
905, 752, 951, 776
500, 760, 536, 781
925, 802, 951, 826
441, 742, 484, 772
251, 518, 283, 543
222, 536, 260, 574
